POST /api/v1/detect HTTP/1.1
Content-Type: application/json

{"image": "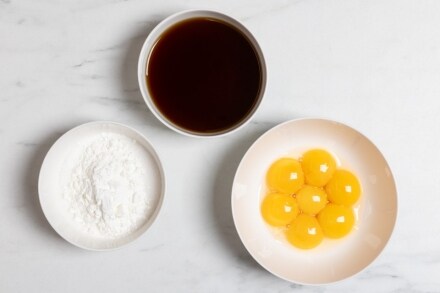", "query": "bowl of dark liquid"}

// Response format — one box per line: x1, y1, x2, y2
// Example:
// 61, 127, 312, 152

138, 10, 267, 137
